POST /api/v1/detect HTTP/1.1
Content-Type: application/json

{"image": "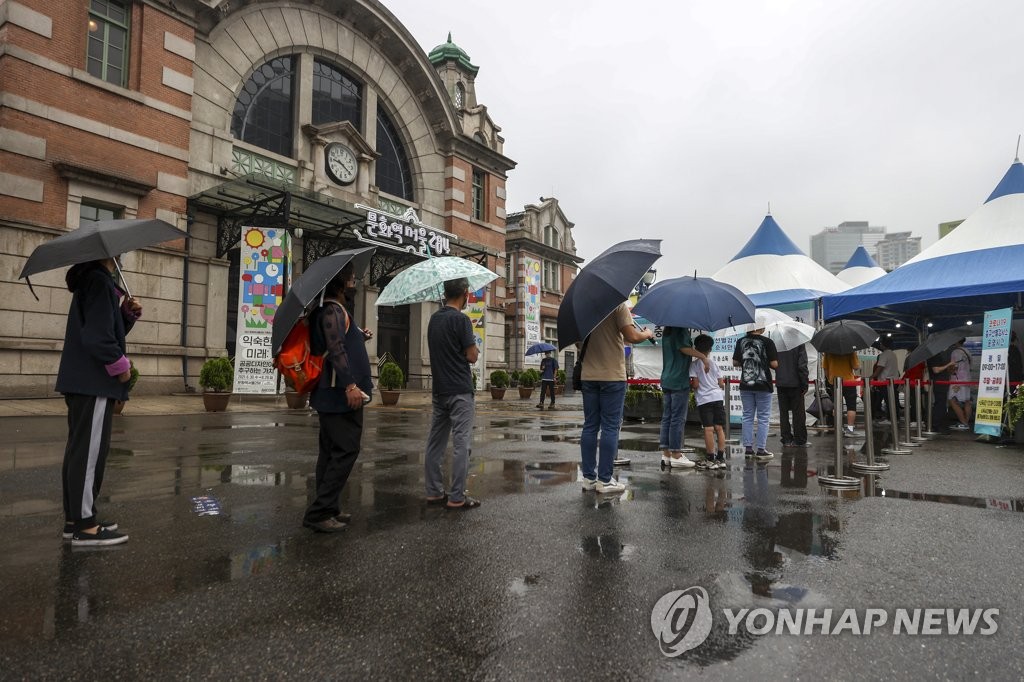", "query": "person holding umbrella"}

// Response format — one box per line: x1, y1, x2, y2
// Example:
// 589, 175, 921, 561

537, 350, 558, 409
822, 350, 861, 435
303, 263, 374, 533
55, 257, 141, 546
732, 326, 779, 457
